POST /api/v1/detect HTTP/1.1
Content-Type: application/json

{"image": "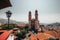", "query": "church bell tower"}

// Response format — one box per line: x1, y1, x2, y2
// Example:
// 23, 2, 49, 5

35, 10, 38, 21
28, 11, 31, 29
